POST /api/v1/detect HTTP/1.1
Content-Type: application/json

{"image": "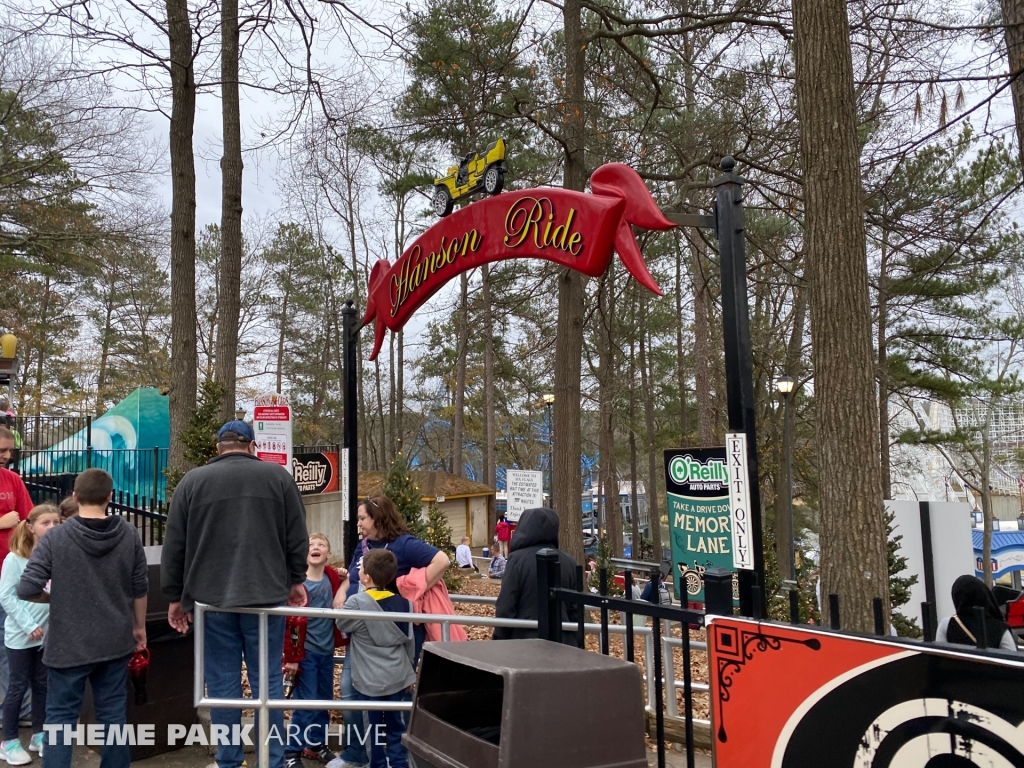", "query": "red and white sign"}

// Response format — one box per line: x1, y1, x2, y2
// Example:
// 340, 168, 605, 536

254, 393, 293, 468
707, 616, 1024, 767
